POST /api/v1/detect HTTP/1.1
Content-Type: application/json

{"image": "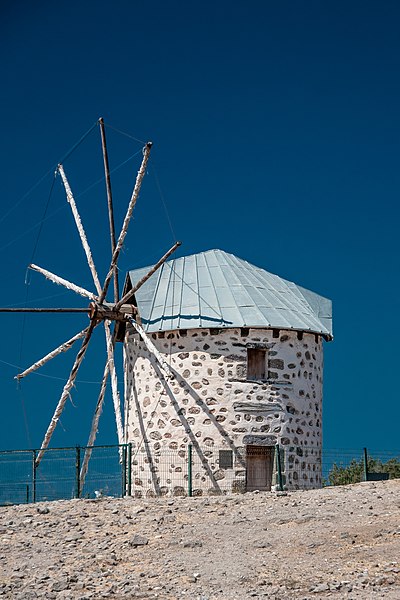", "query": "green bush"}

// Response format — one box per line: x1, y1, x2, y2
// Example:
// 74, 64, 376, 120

327, 456, 400, 486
